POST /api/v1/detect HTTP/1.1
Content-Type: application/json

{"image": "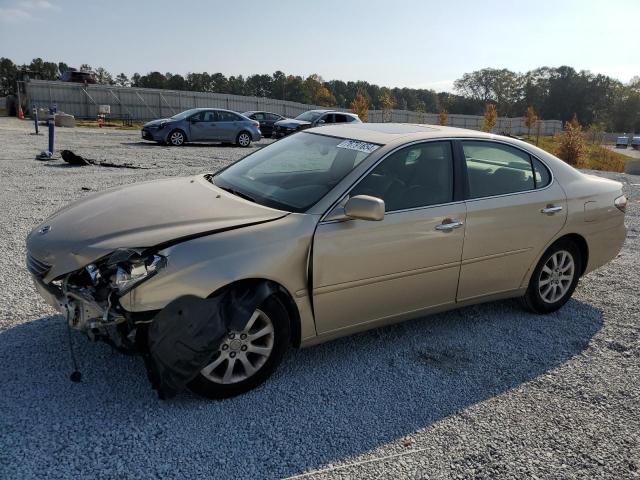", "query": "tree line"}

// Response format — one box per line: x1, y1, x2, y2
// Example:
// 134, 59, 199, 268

1, 57, 638, 131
